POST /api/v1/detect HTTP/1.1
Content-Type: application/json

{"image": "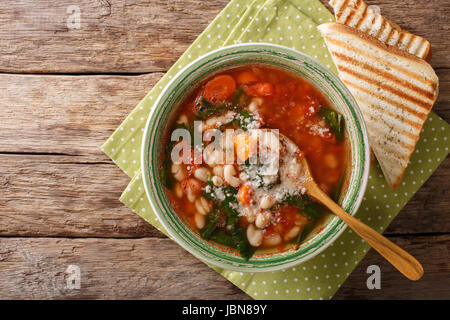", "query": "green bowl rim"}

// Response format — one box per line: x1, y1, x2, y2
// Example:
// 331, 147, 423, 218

141, 43, 370, 272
